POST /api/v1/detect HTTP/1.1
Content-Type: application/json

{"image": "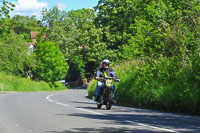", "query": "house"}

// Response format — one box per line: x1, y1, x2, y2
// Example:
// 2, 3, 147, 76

26, 31, 89, 49
25, 32, 39, 51
30, 32, 39, 45
78, 45, 89, 49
